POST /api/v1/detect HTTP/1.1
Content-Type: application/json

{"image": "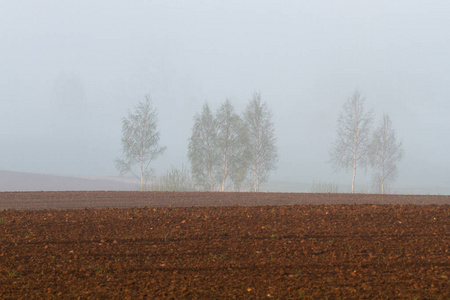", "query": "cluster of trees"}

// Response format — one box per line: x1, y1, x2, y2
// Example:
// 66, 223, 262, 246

188, 93, 278, 192
115, 93, 278, 192
114, 89, 403, 194
329, 90, 404, 194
